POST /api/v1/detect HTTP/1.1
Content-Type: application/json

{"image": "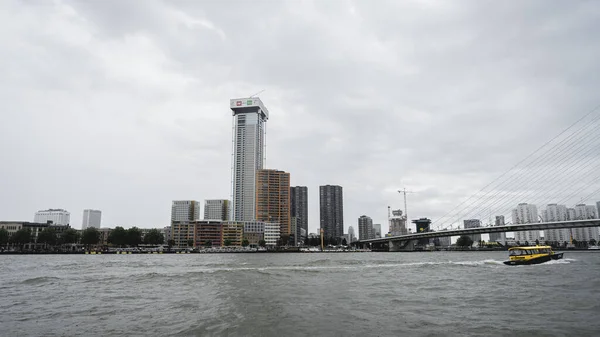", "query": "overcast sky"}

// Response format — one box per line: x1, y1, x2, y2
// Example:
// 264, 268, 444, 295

2, 0, 599, 233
